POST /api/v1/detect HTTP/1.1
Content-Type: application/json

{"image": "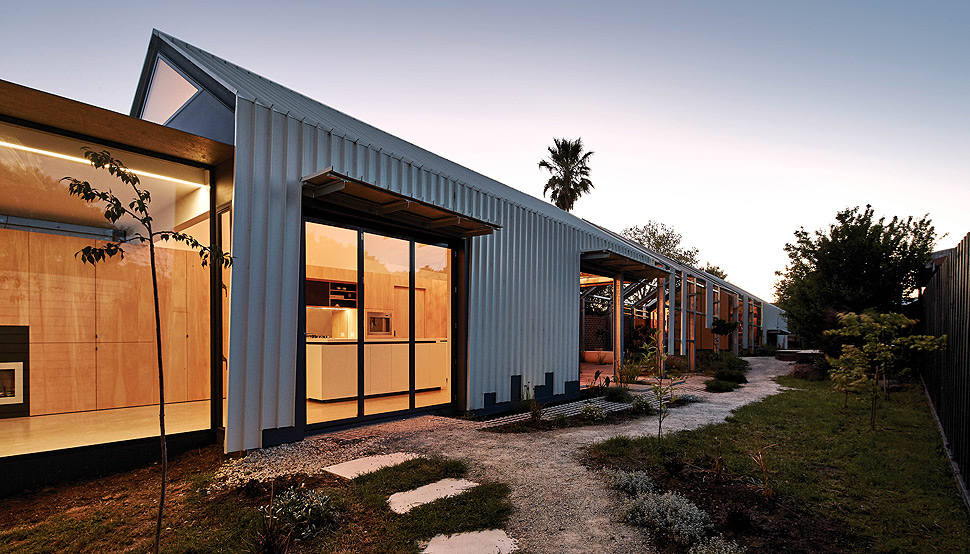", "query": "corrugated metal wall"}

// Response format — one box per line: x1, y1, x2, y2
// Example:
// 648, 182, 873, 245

227, 100, 666, 448
227, 100, 683, 447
